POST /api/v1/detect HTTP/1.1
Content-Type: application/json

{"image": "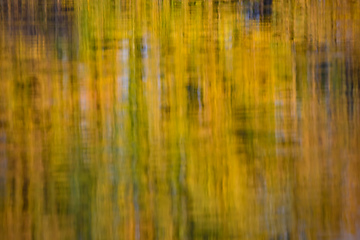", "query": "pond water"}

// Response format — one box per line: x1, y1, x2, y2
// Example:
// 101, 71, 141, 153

0, 0, 360, 239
